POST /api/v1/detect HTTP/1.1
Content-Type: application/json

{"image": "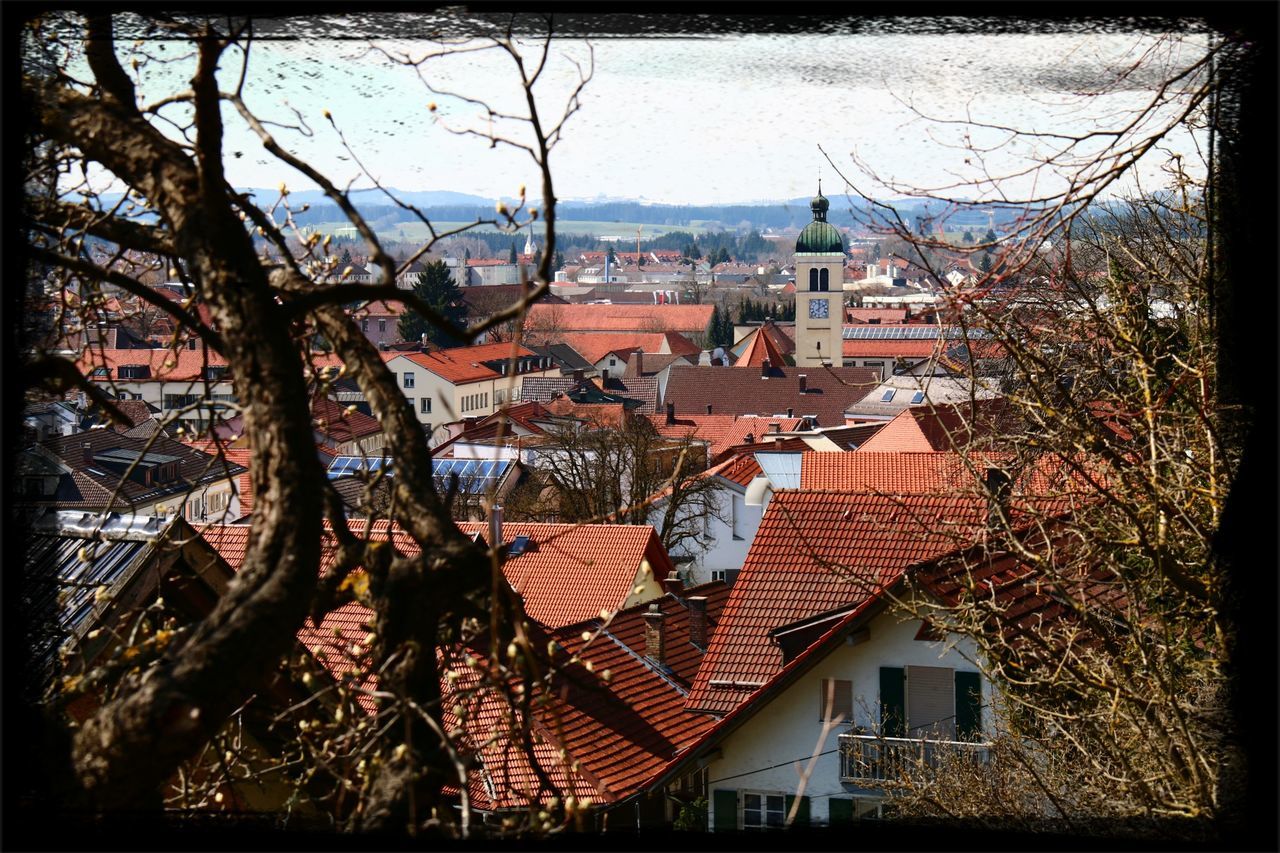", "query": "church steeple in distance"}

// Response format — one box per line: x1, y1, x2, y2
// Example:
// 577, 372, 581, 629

810, 181, 829, 223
